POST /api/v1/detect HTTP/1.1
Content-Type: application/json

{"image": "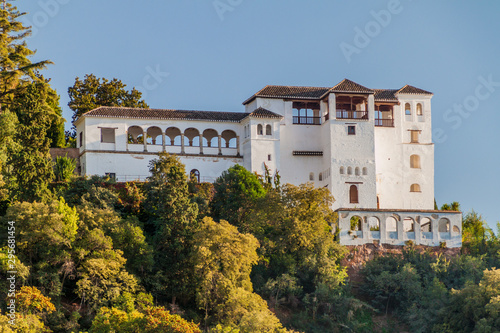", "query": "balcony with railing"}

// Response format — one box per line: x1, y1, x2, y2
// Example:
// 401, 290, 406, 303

336, 110, 368, 120
375, 118, 394, 127
292, 116, 321, 125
